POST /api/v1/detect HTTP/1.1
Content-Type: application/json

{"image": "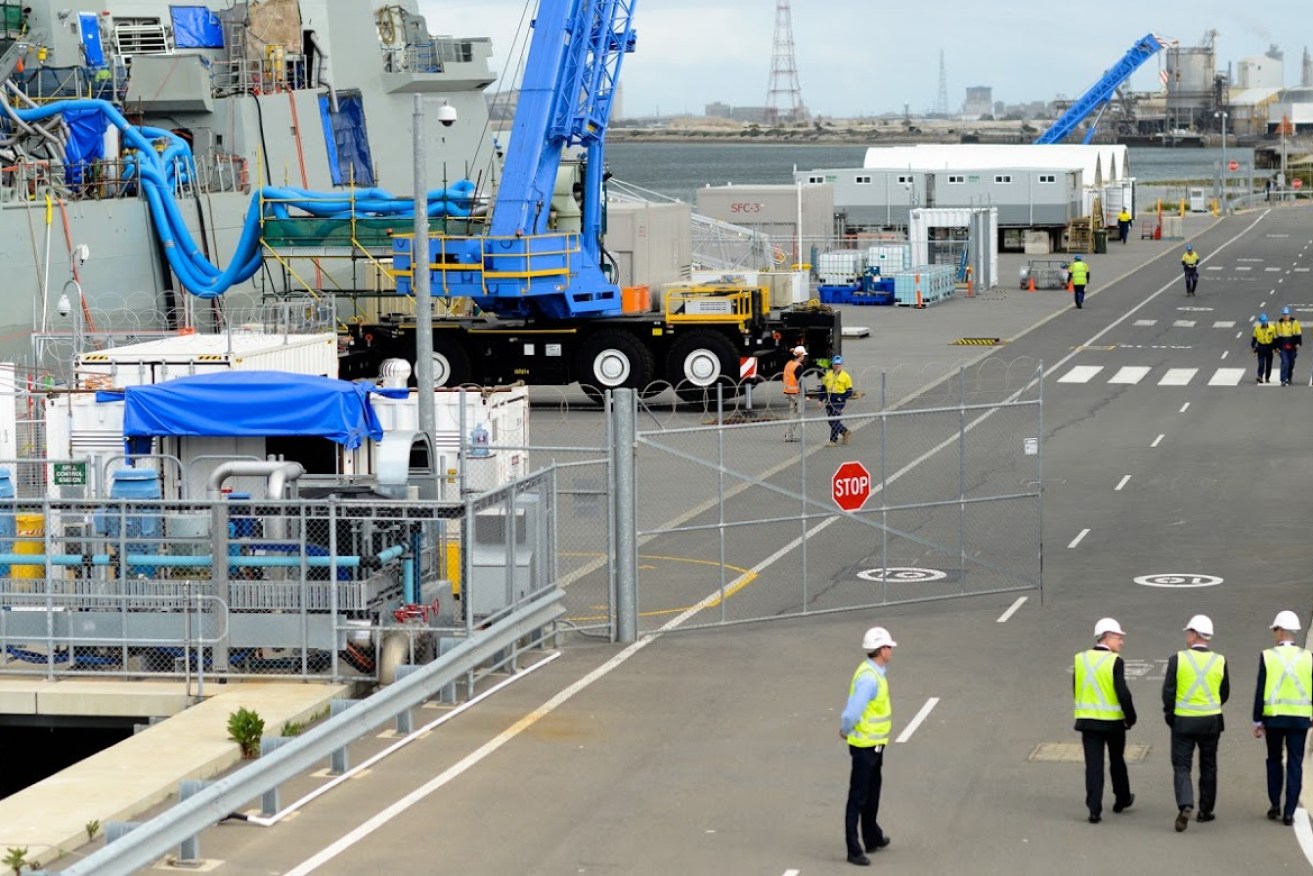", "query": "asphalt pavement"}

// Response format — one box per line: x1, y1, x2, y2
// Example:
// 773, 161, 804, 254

66, 204, 1313, 875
